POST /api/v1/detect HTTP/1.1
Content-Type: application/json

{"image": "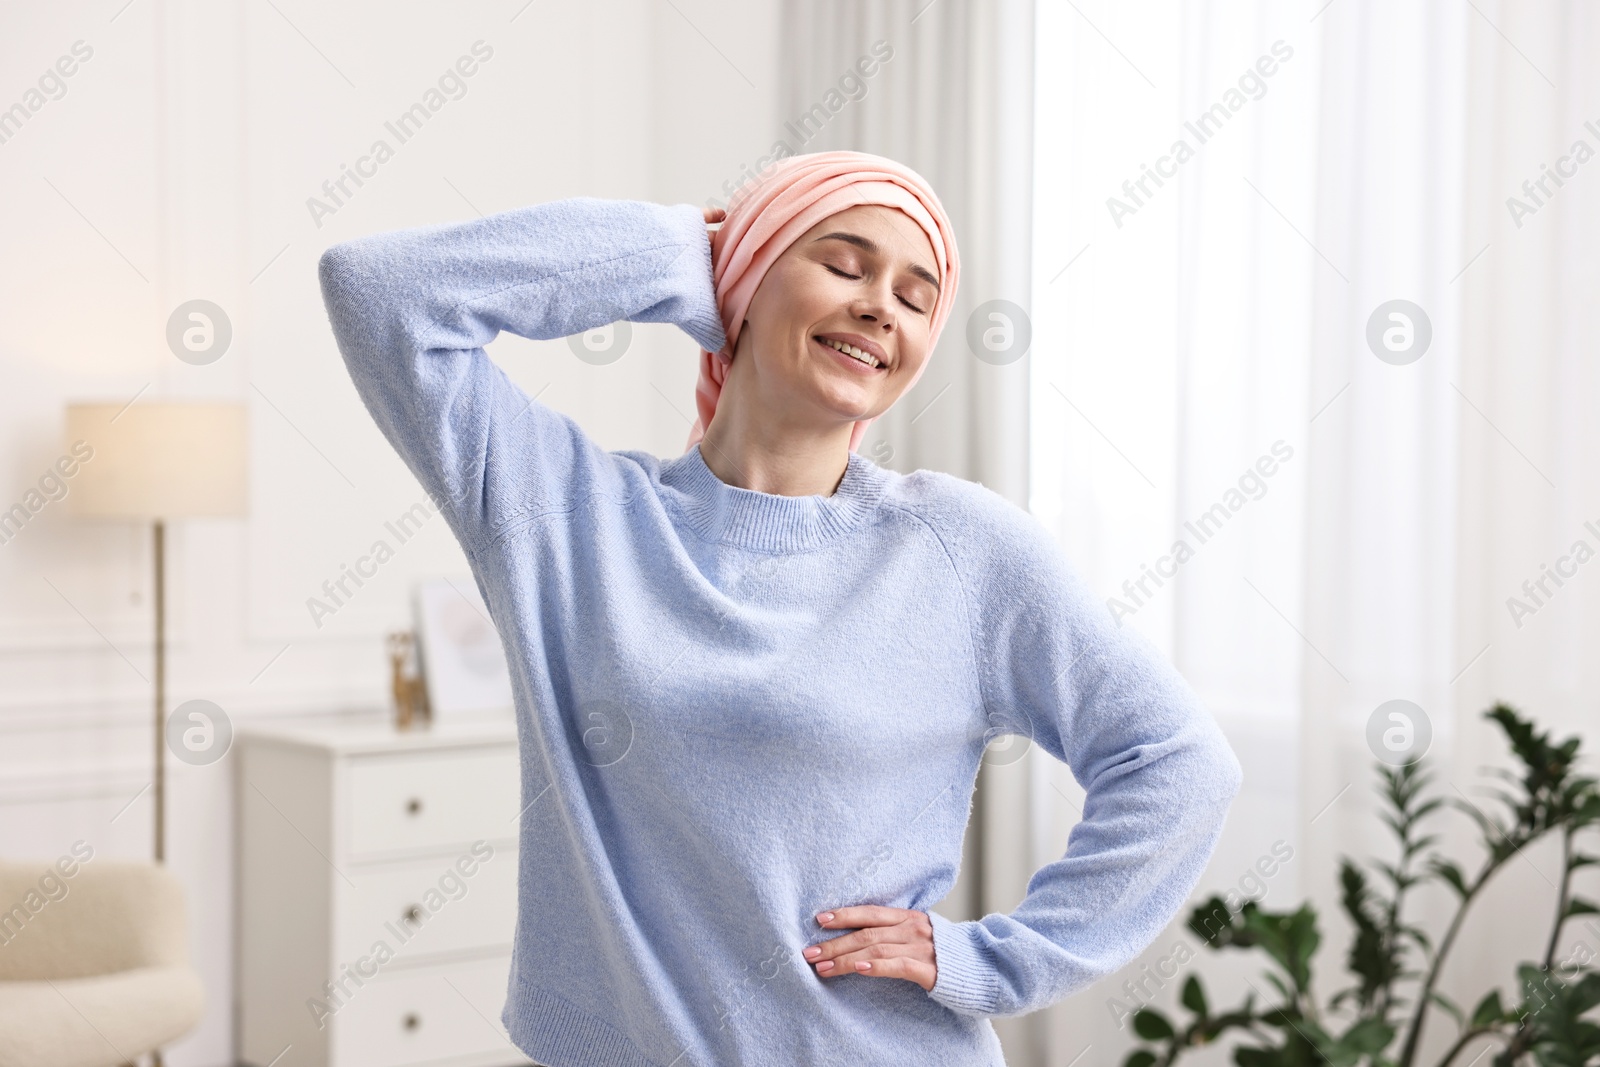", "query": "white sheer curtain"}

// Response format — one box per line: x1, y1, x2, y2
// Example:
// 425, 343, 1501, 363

1033, 2, 1600, 1066
1451, 0, 1600, 1026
